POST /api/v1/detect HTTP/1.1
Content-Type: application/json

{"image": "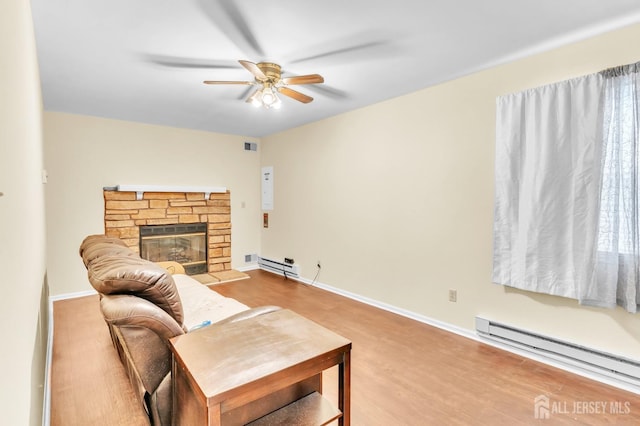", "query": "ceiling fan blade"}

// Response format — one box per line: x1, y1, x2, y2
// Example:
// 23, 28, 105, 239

303, 84, 348, 100
292, 41, 386, 63
239, 60, 268, 81
282, 74, 324, 85
195, 0, 264, 58
277, 87, 313, 104
289, 36, 395, 66
203, 80, 253, 85
143, 54, 239, 69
